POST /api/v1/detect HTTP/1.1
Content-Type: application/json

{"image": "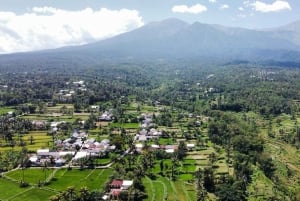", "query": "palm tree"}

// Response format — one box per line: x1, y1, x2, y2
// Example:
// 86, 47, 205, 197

171, 153, 179, 180
78, 187, 90, 201
66, 186, 76, 201
42, 160, 49, 184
